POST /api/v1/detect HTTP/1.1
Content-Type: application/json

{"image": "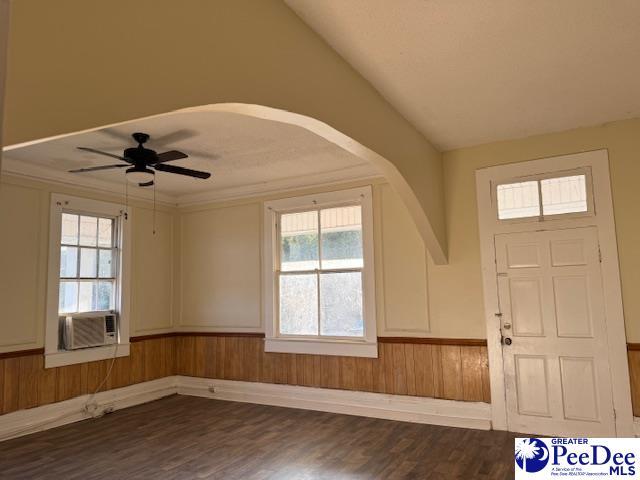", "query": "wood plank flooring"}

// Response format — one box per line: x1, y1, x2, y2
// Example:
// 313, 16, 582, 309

0, 395, 518, 479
